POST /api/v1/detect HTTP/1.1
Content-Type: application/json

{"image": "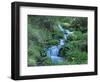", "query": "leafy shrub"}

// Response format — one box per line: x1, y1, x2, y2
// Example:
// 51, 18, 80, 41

66, 50, 87, 64
52, 31, 64, 39
28, 58, 37, 66
59, 46, 70, 57
74, 31, 83, 40
47, 39, 59, 46
42, 57, 52, 65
